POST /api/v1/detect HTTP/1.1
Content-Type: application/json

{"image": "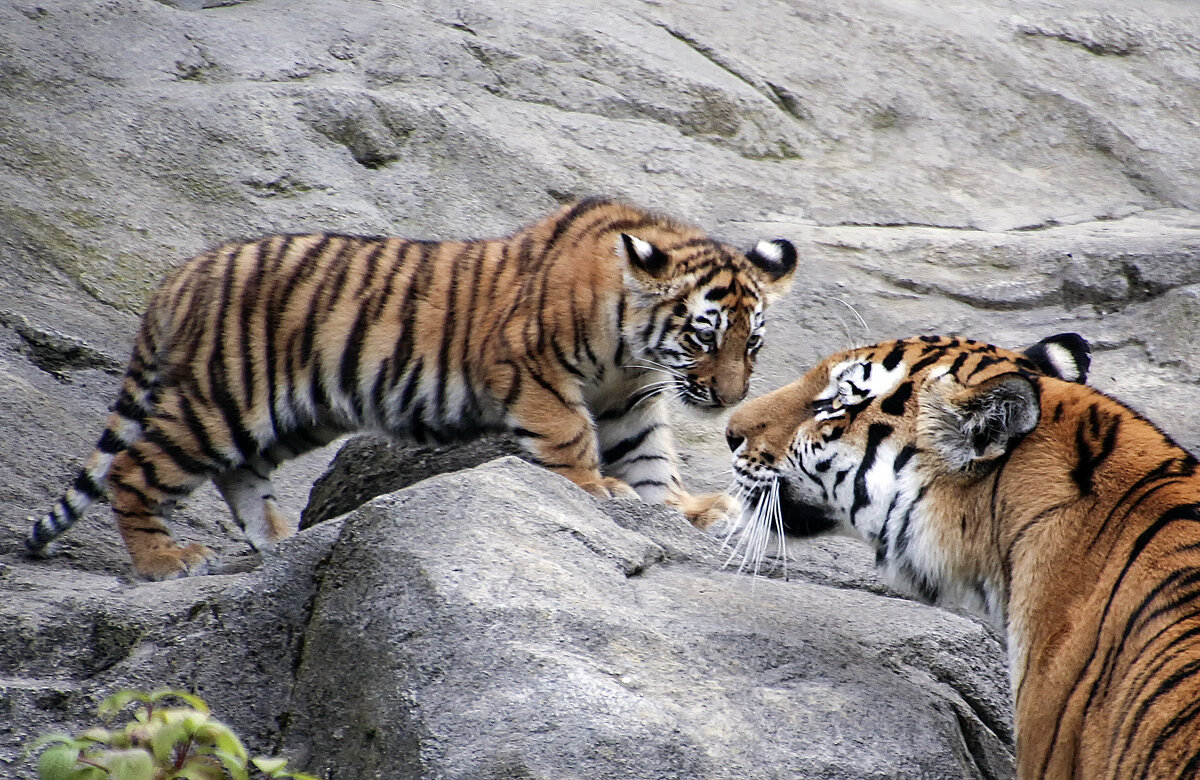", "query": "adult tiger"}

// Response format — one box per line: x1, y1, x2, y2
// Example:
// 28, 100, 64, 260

724, 333, 1200, 779
27, 198, 796, 580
